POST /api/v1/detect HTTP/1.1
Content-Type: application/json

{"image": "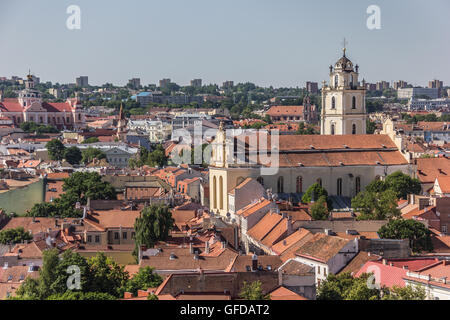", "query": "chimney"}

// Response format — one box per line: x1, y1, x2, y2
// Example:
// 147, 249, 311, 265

28, 263, 34, 273
251, 253, 258, 271
205, 241, 210, 254
286, 218, 293, 236
189, 242, 194, 254
221, 241, 226, 249
3, 262, 8, 270
367, 252, 371, 257
382, 259, 387, 265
